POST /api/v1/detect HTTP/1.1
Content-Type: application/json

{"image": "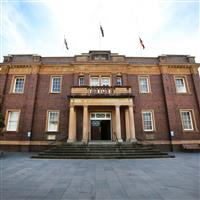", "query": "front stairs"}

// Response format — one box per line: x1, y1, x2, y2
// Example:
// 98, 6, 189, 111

31, 142, 174, 159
